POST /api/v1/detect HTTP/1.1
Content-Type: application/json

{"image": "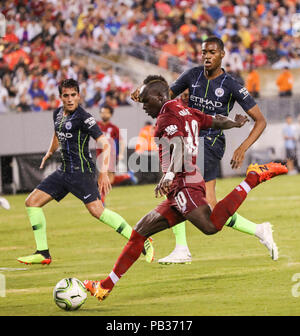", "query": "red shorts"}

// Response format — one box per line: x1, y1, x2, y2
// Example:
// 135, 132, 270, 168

155, 181, 208, 227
